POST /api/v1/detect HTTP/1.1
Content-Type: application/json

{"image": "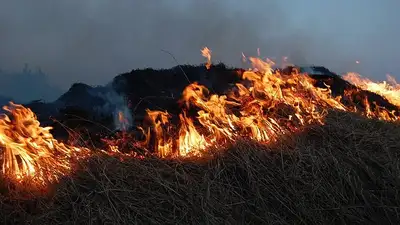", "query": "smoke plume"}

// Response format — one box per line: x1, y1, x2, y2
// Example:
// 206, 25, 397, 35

0, 0, 399, 98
